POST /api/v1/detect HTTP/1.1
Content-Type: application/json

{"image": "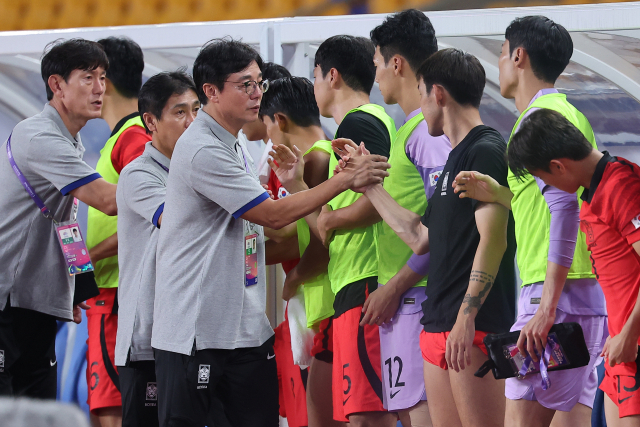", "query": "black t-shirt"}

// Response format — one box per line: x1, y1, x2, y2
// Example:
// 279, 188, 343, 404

333, 110, 391, 161
332, 109, 392, 316
420, 125, 516, 334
